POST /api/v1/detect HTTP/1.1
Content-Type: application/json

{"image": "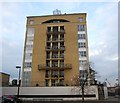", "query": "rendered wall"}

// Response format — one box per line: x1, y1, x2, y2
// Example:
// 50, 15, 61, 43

2, 86, 99, 100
